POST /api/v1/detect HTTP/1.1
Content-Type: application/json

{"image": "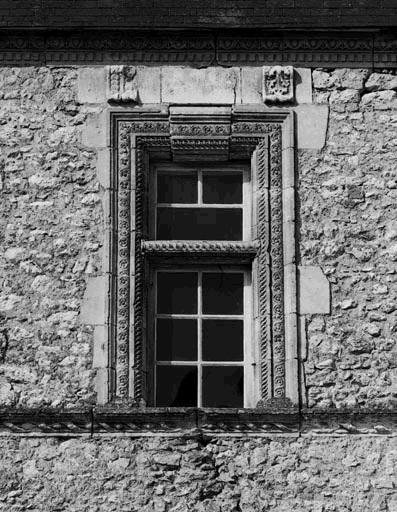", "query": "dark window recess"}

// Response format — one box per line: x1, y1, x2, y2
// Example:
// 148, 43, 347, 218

203, 172, 242, 204
202, 366, 244, 407
157, 208, 242, 240
156, 365, 197, 407
157, 272, 198, 314
157, 172, 197, 203
202, 319, 243, 361
157, 318, 197, 361
202, 272, 244, 315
